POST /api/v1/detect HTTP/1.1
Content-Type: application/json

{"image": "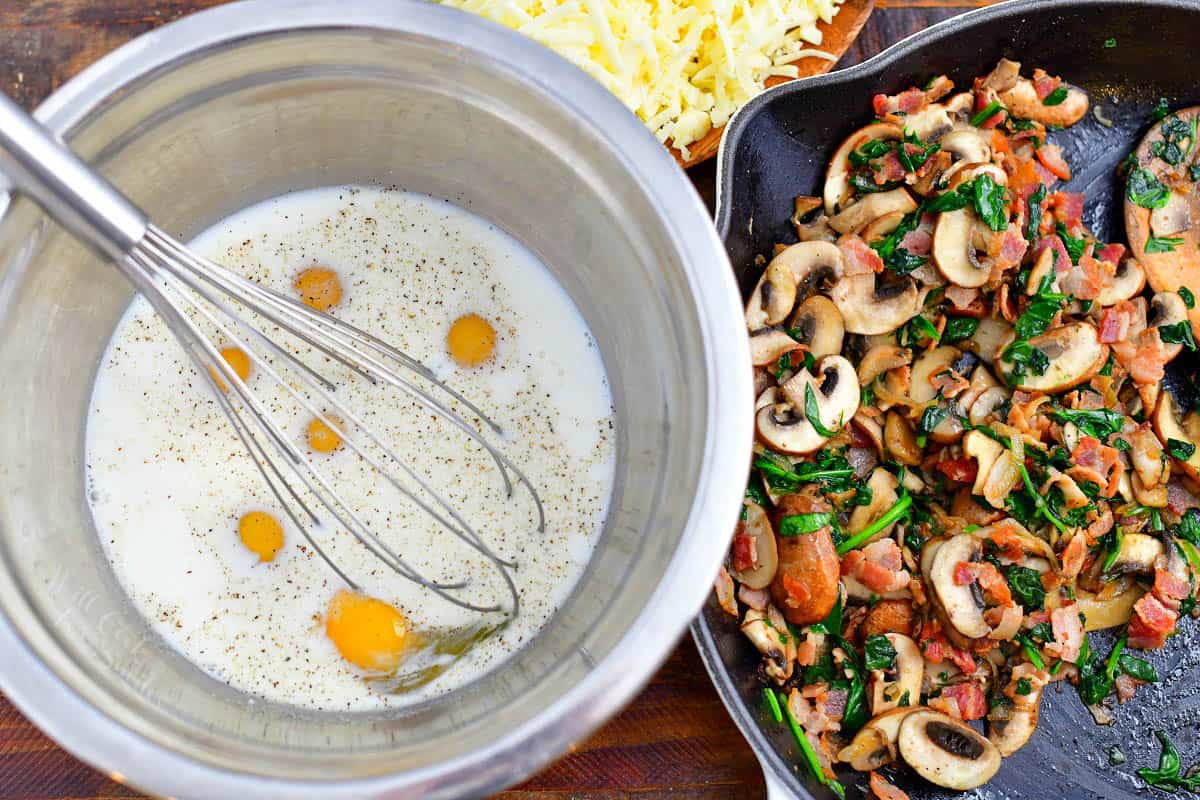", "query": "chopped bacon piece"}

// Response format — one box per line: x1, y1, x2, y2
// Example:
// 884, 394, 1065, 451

796, 631, 820, 666
877, 151, 907, 184
873, 86, 928, 117
931, 369, 970, 399
870, 771, 911, 800
954, 562, 974, 585
900, 226, 933, 256
1115, 673, 1141, 704
950, 648, 977, 675
1095, 242, 1126, 266
1112, 329, 1168, 385
924, 76, 955, 103
1048, 191, 1085, 233
1031, 235, 1072, 273
863, 539, 903, 571
1010, 159, 1043, 202
1062, 254, 1105, 300
937, 456, 979, 484
942, 682, 988, 720
961, 561, 1013, 606
1168, 481, 1200, 515
841, 549, 865, 576
839, 235, 885, 276
1154, 568, 1191, 605
1048, 605, 1084, 664
1032, 159, 1059, 188
738, 585, 769, 611
732, 533, 756, 573
859, 561, 901, 593
1060, 533, 1088, 581
1037, 143, 1072, 180
1099, 305, 1131, 344
1128, 592, 1179, 649
986, 523, 1029, 562
997, 224, 1030, 269
944, 285, 979, 311
1085, 506, 1114, 546
1033, 69, 1062, 100
1069, 435, 1123, 498
973, 92, 1005, 128
929, 694, 963, 719
714, 566, 737, 616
